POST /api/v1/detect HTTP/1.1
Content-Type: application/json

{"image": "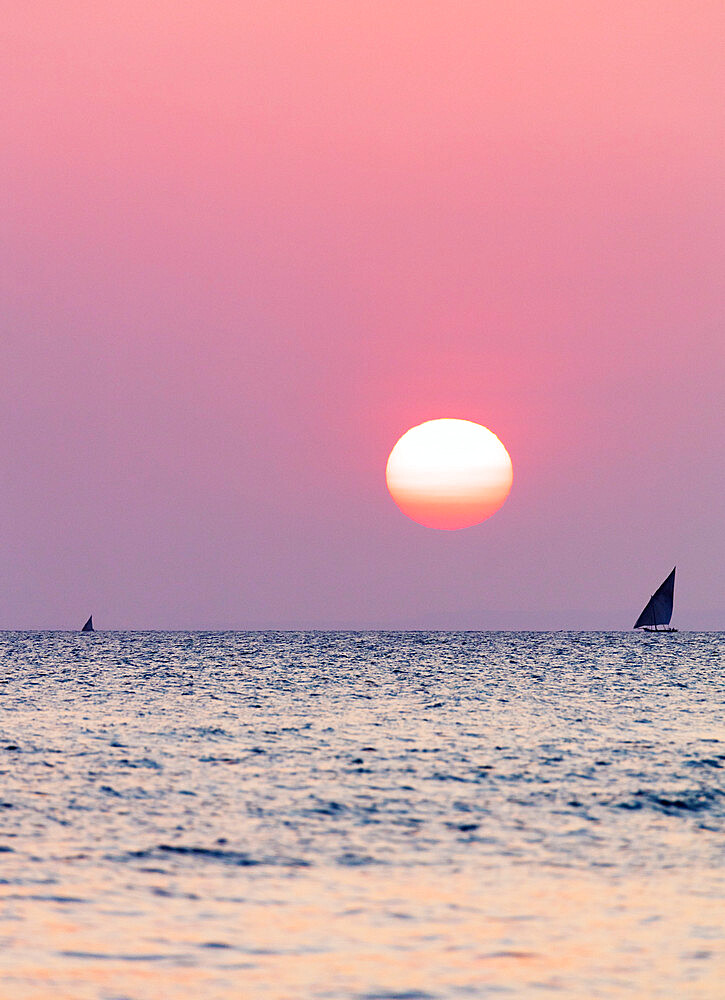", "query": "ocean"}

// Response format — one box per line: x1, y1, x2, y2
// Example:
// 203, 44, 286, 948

0, 630, 723, 999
